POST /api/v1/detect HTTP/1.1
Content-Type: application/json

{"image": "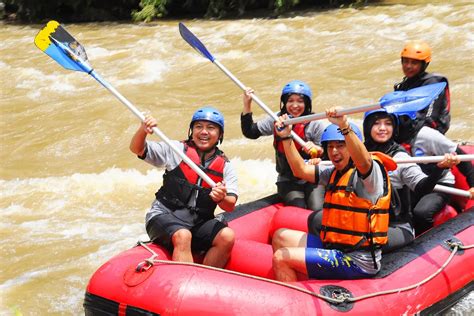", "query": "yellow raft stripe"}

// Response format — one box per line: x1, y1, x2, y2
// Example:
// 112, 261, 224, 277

34, 20, 60, 51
